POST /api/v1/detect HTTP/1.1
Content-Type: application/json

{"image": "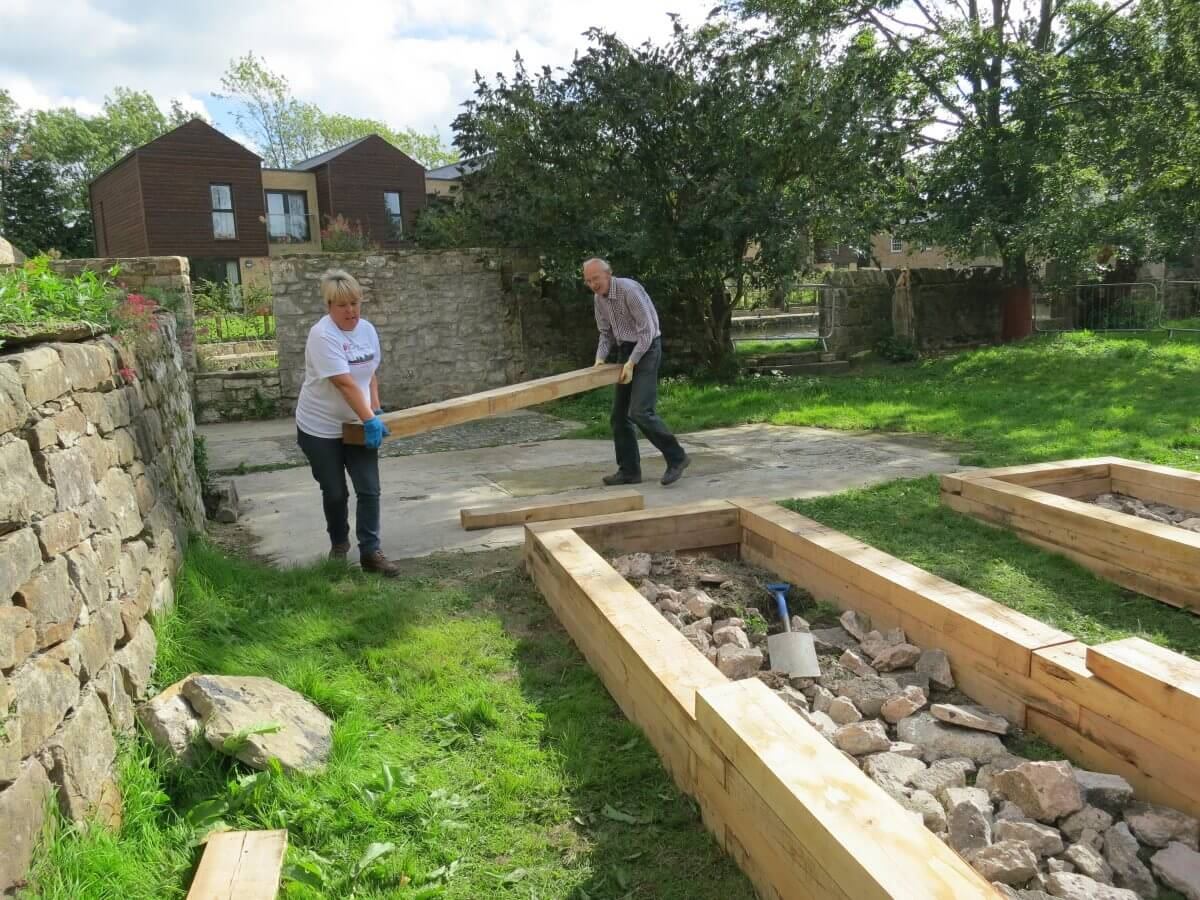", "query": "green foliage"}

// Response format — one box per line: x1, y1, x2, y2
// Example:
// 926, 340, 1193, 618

437, 12, 907, 372
214, 53, 455, 168
25, 544, 754, 898
192, 434, 212, 495
873, 335, 918, 363
319, 214, 377, 252
0, 255, 119, 326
